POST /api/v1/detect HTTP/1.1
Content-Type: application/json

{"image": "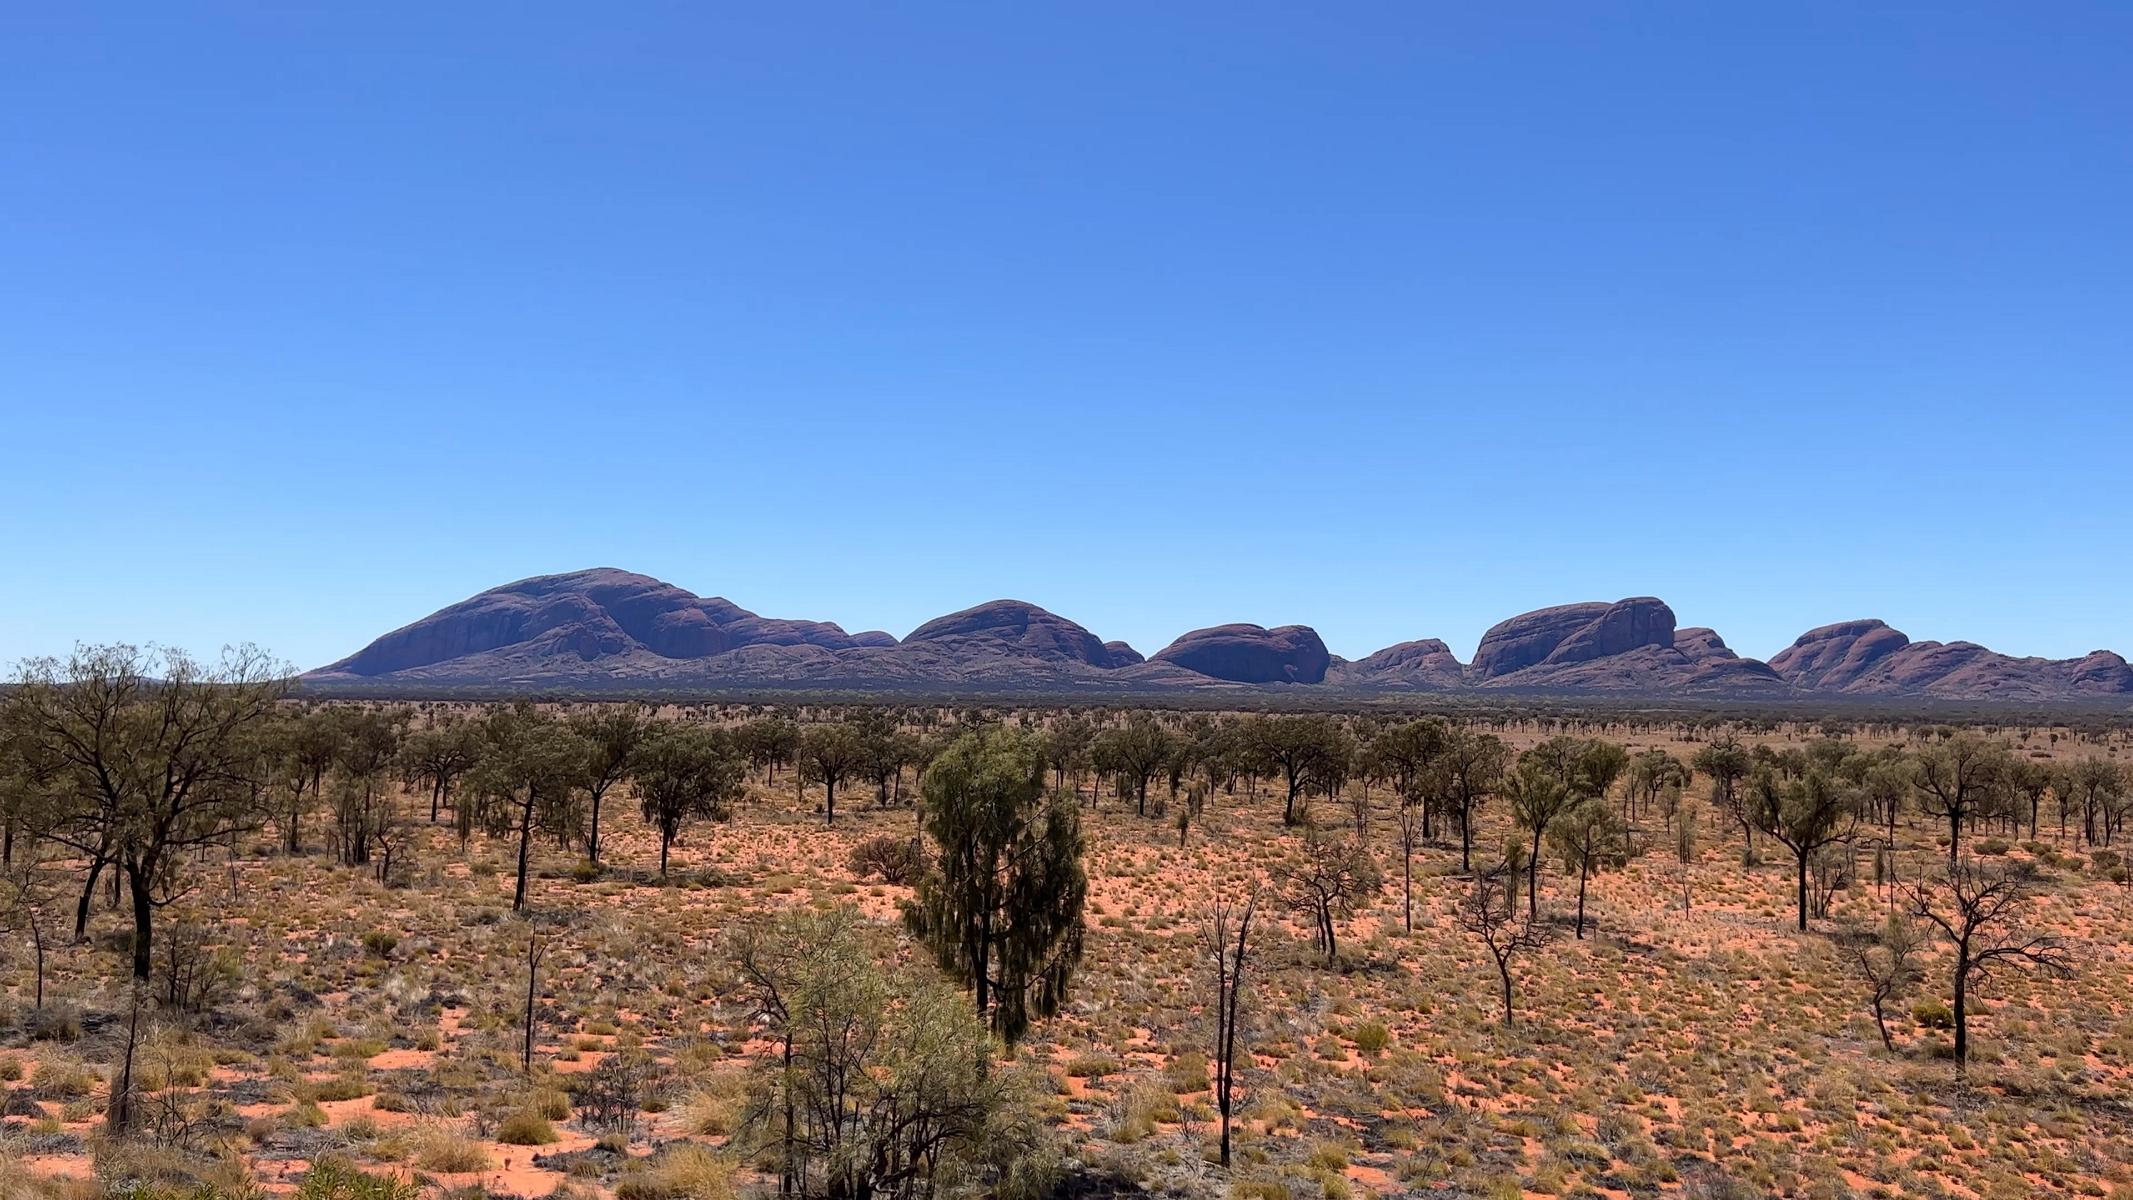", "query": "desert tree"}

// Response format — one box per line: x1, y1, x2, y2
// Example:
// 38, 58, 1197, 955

636, 722, 745, 877
1902, 857, 2072, 1074
1673, 802, 1698, 912
1252, 715, 1352, 826
1369, 718, 1449, 798
1442, 728, 1509, 872
0, 704, 60, 865
1205, 889, 1258, 1168
1273, 829, 1382, 966
1089, 714, 1173, 817
1547, 795, 1629, 939
736, 714, 800, 785
796, 722, 867, 827
0, 839, 60, 1010
732, 905, 1049, 1199
521, 919, 548, 1072
1845, 912, 1926, 1052
1573, 738, 1629, 804
1459, 860, 1554, 1027
1749, 758, 1860, 931
1912, 733, 2007, 862
1392, 789, 1429, 932
1858, 754, 1911, 849
278, 707, 344, 853
2006, 758, 2051, 843
1625, 749, 1689, 822
1693, 735, 1754, 864
399, 717, 481, 826
906, 727, 1087, 1045
1190, 718, 1243, 797
569, 706, 652, 865
8, 644, 289, 981
468, 704, 591, 912
332, 708, 403, 868
2058, 757, 2125, 846
862, 722, 923, 809
1039, 715, 1095, 797
1504, 760, 1576, 919
730, 912, 806, 1196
